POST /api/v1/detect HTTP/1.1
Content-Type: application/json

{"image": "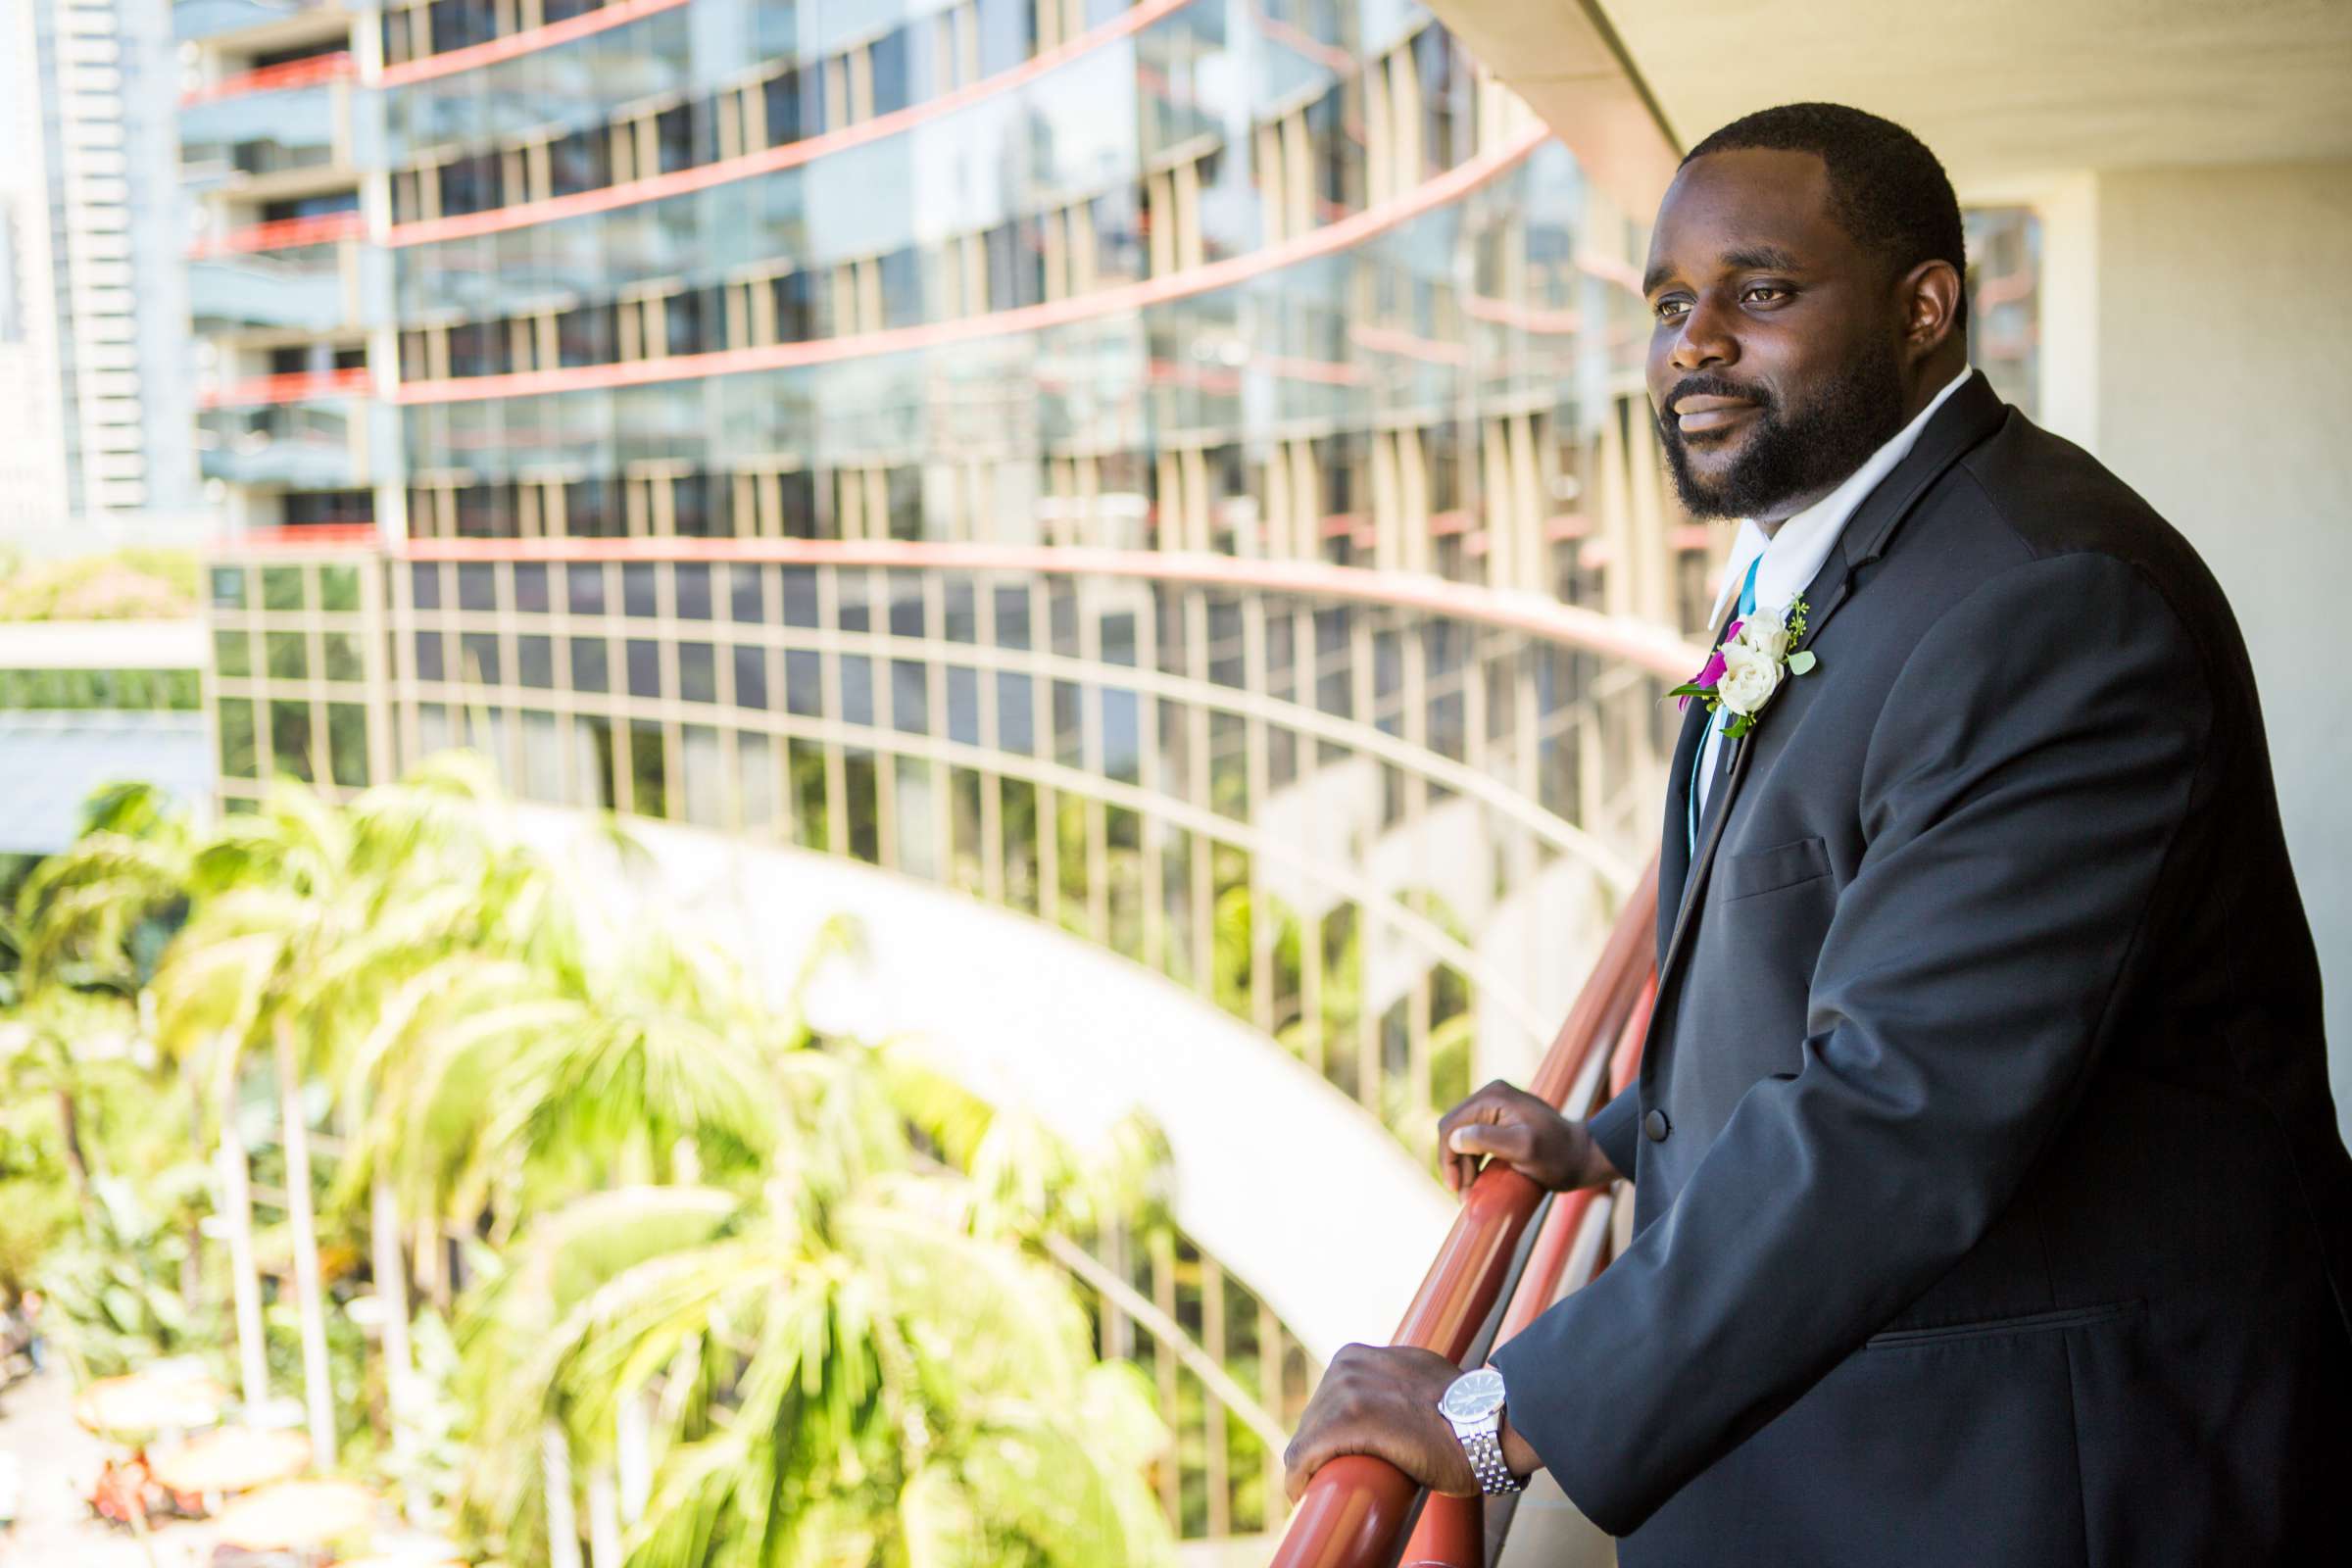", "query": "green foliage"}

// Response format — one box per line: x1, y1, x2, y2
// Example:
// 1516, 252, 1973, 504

0, 548, 200, 622
8, 762, 1187, 1566
0, 667, 200, 711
